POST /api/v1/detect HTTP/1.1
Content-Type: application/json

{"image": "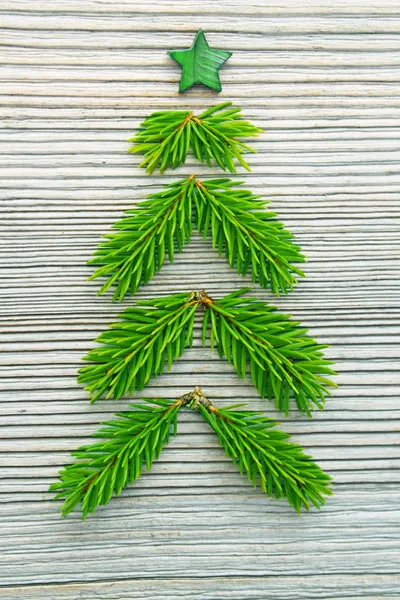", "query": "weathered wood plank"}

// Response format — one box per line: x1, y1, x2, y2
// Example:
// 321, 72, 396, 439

0, 576, 398, 600
1, 0, 400, 598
